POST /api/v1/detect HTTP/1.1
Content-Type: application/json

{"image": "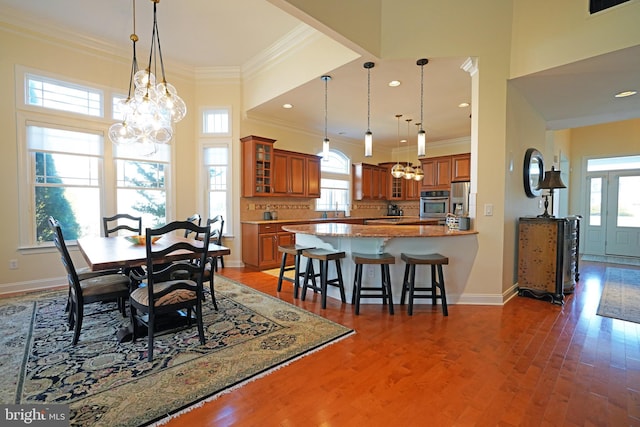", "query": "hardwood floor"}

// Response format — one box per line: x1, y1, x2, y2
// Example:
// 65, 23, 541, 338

166, 261, 640, 427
